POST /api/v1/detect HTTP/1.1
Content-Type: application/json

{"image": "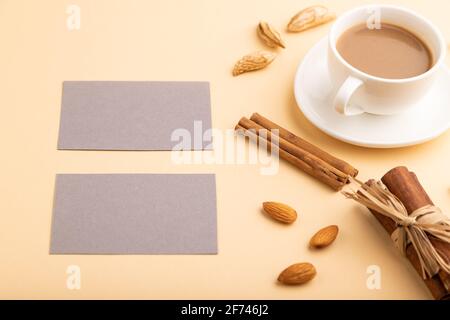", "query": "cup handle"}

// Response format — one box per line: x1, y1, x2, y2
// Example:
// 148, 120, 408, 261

334, 76, 365, 116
